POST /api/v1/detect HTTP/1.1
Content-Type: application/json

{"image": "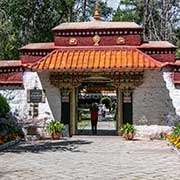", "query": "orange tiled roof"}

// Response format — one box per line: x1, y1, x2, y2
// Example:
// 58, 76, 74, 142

28, 47, 162, 72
